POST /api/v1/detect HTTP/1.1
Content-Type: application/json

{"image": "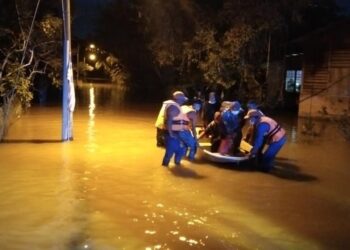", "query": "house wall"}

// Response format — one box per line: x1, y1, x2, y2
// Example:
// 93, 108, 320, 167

266, 61, 285, 108
298, 34, 350, 117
